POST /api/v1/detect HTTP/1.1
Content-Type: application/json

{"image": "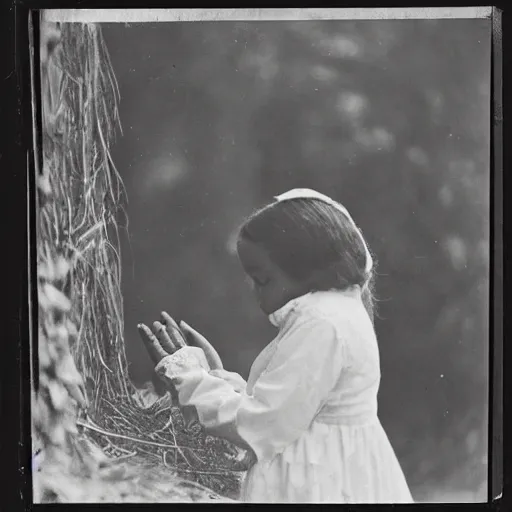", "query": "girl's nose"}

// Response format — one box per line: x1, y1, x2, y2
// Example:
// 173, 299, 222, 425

244, 275, 255, 289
